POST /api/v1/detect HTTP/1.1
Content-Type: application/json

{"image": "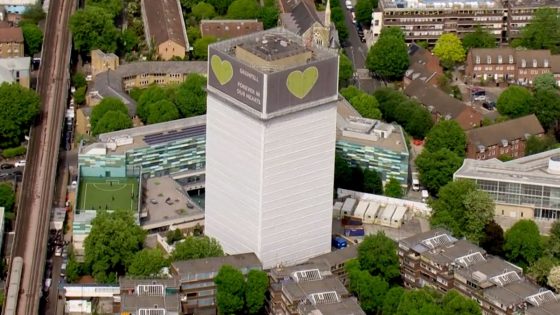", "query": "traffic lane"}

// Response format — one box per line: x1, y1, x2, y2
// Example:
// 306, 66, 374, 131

339, 0, 367, 69
45, 255, 62, 313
